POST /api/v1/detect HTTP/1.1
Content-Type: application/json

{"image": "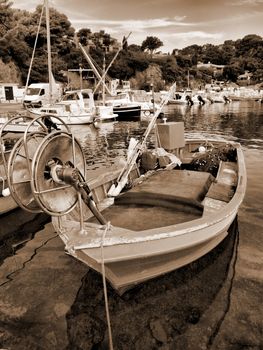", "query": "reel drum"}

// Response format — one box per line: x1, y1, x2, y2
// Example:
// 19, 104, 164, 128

7, 132, 47, 212
31, 131, 86, 216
